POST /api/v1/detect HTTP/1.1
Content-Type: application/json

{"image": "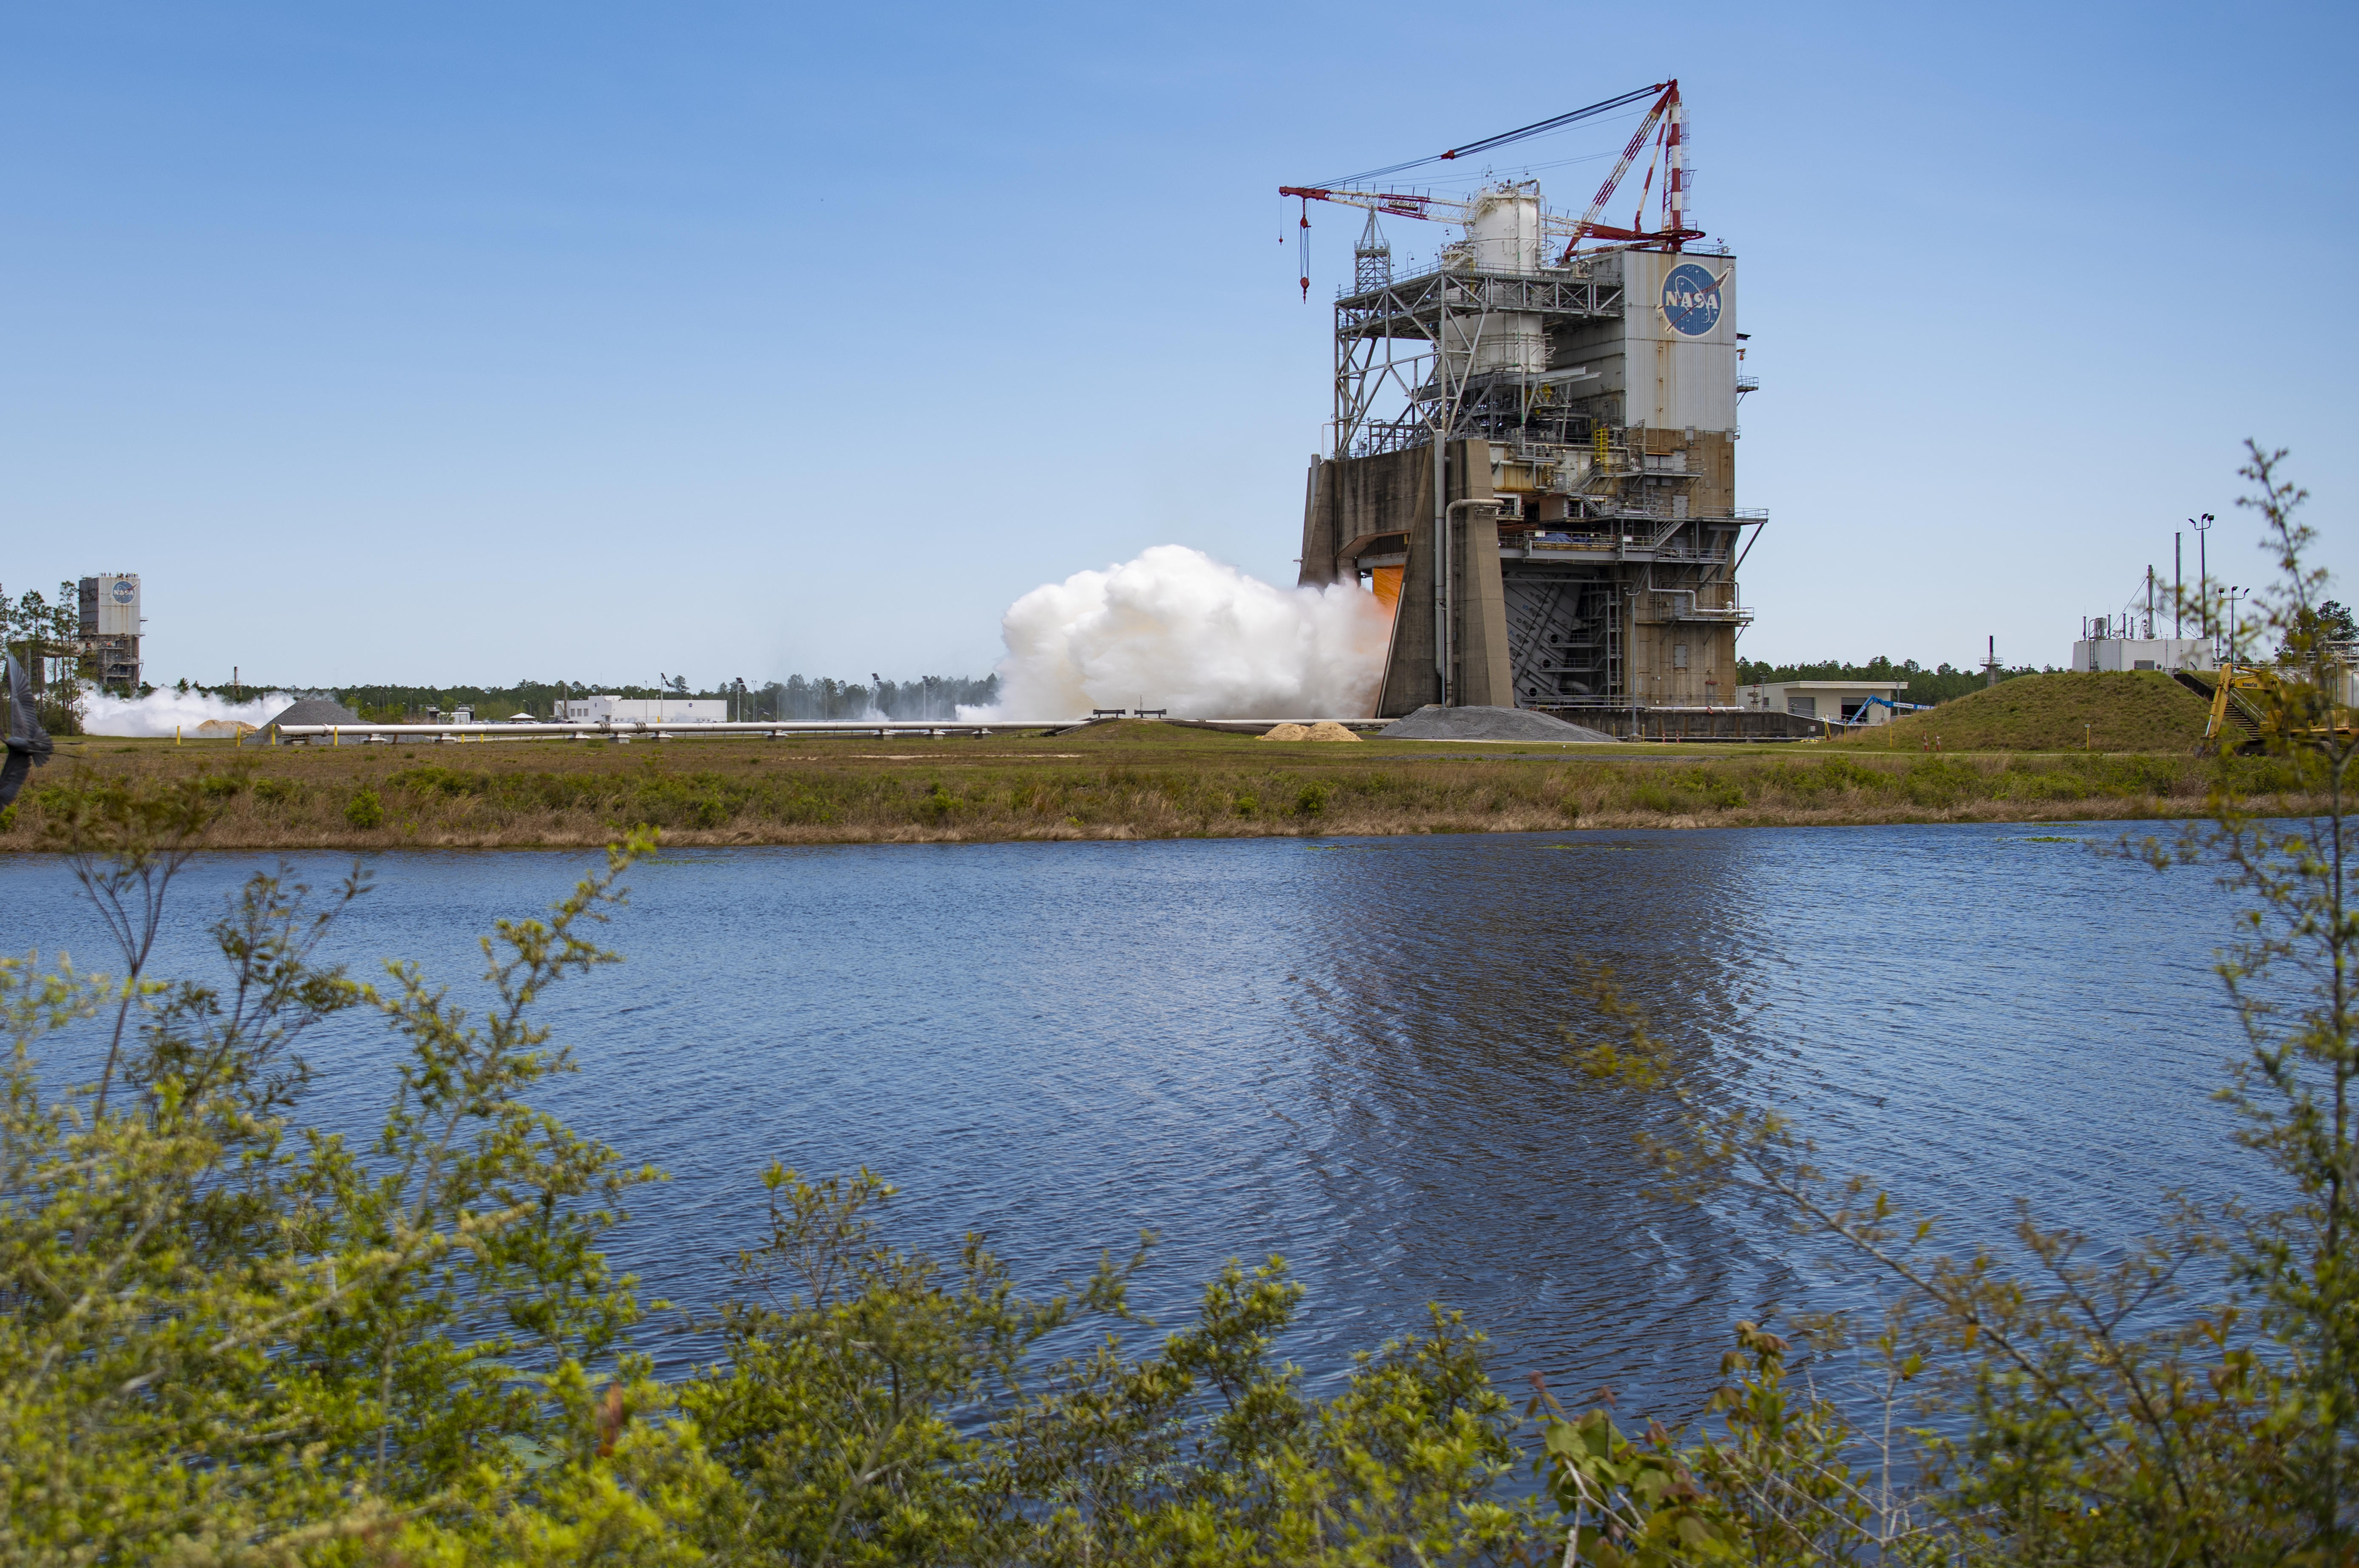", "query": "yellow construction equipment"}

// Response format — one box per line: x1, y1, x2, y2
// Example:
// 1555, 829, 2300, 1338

2201, 662, 2359, 752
